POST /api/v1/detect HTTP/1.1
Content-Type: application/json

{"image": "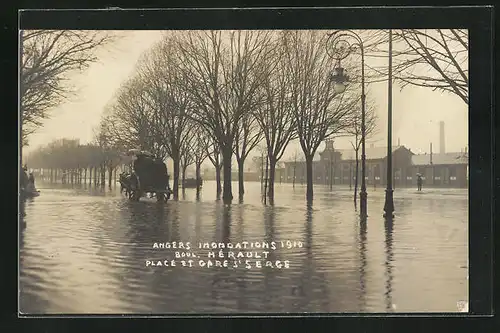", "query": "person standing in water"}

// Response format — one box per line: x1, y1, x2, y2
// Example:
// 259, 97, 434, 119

20, 165, 29, 190
28, 172, 35, 190
417, 174, 423, 191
